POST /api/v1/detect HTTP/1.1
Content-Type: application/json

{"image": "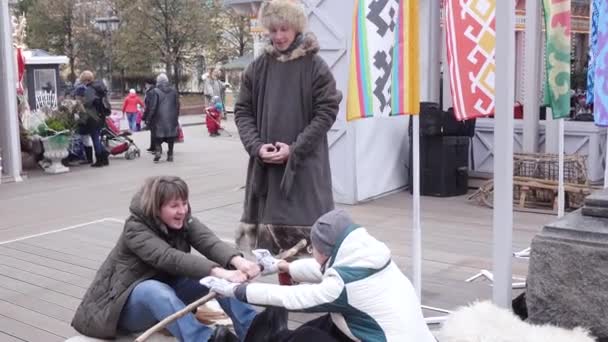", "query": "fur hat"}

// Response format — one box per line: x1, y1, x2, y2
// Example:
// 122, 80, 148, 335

259, 0, 307, 33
